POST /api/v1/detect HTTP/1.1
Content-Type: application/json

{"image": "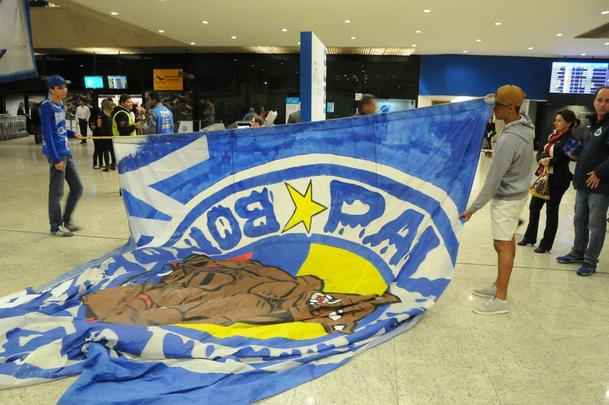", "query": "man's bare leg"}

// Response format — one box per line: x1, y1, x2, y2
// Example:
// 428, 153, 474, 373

494, 237, 516, 300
